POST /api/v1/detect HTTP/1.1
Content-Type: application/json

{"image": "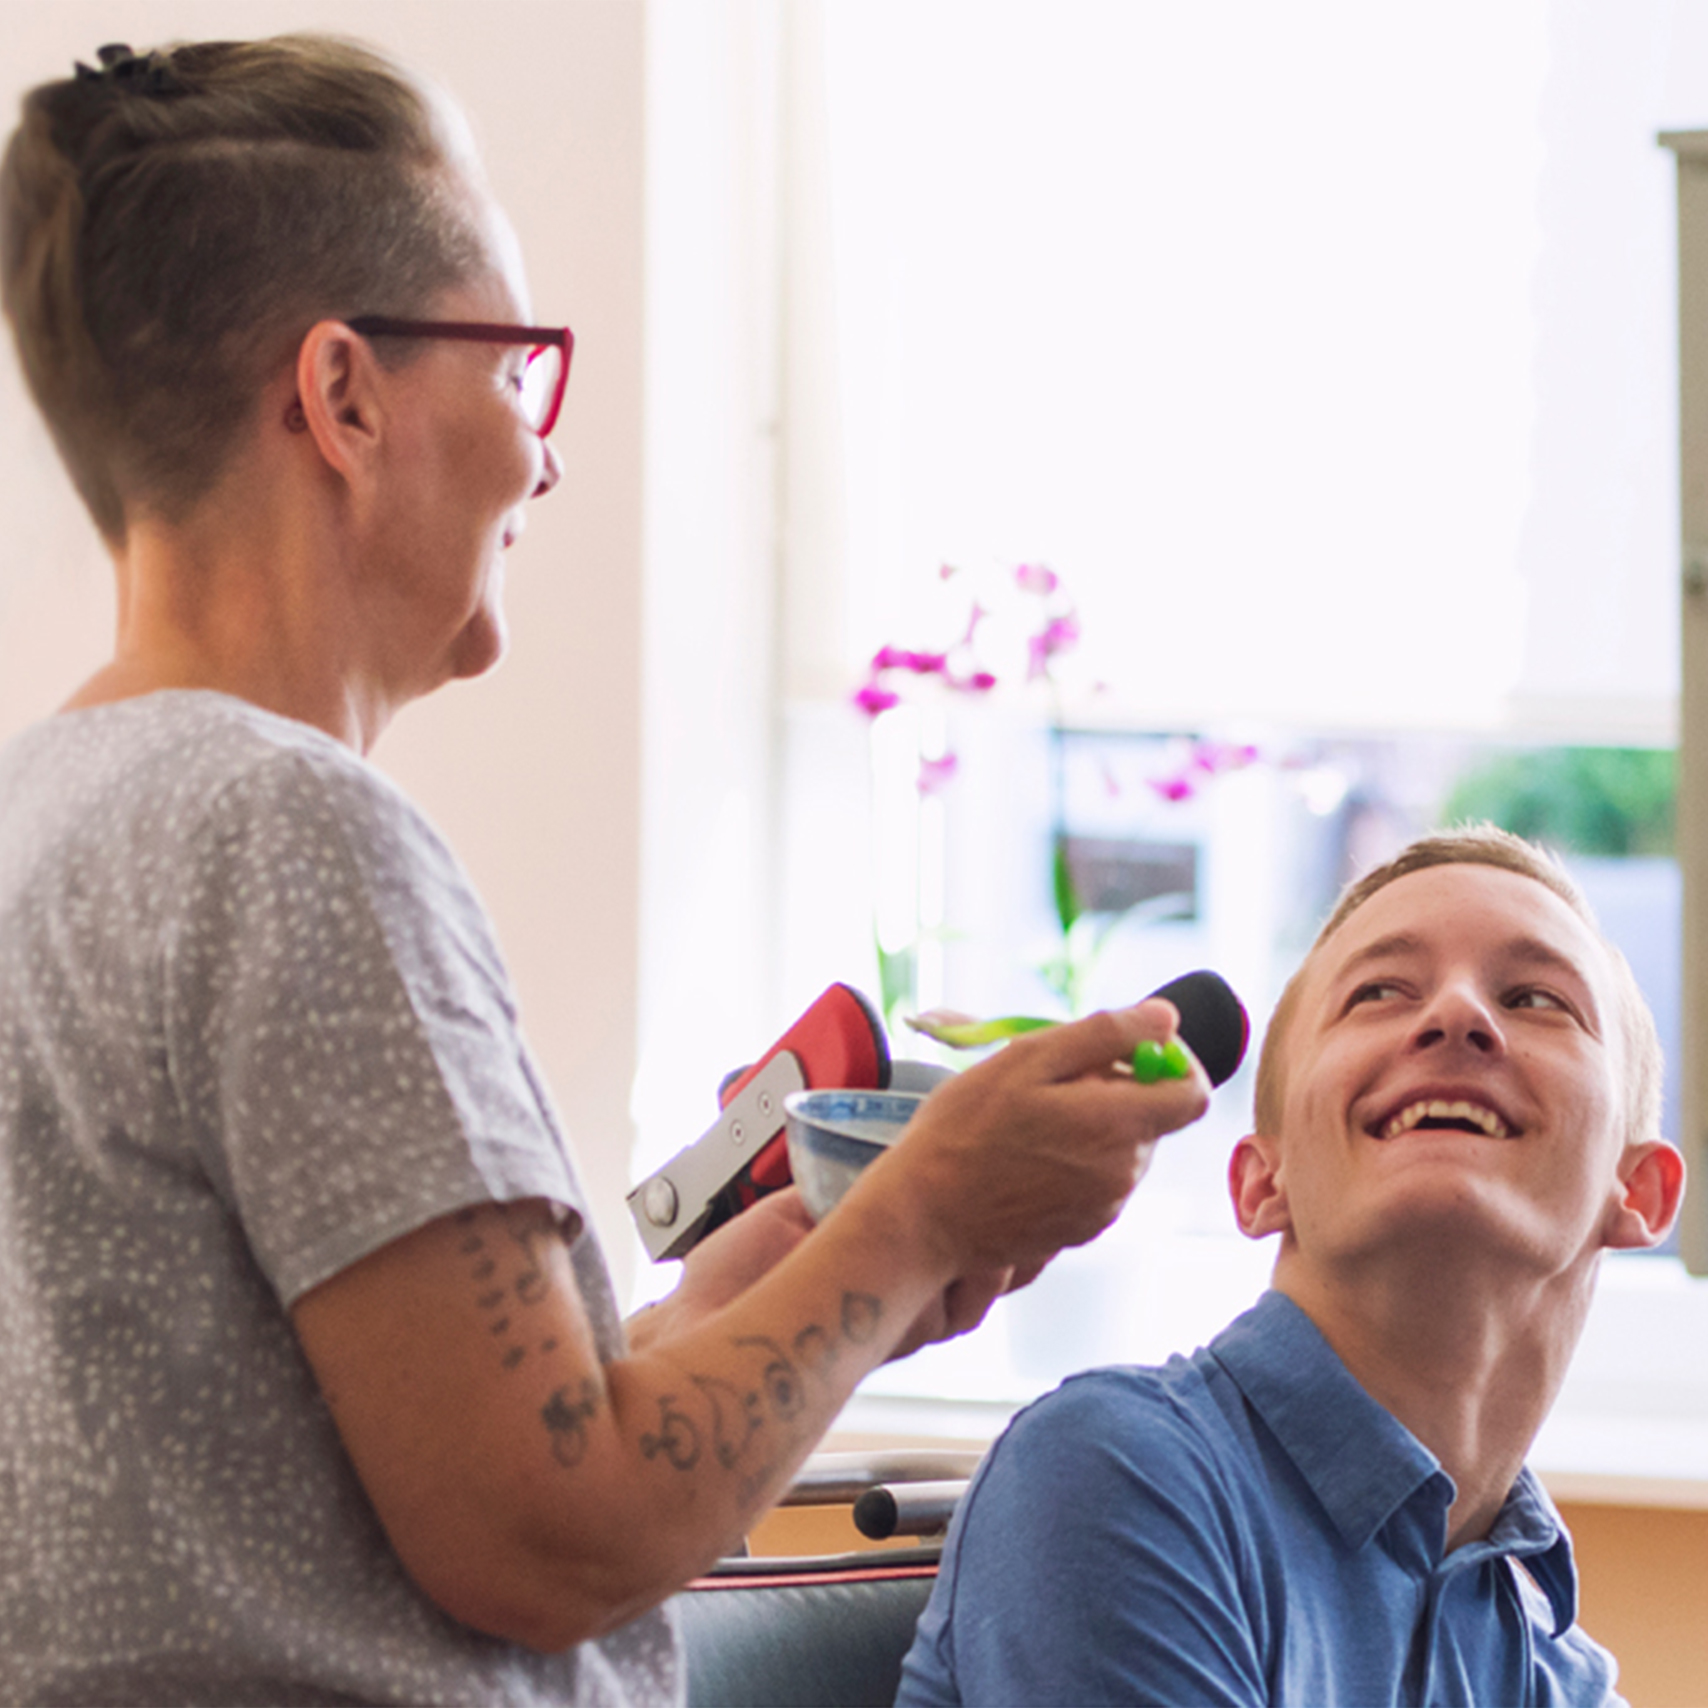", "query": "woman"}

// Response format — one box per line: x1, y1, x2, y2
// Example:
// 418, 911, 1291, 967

0, 35, 1207, 1705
